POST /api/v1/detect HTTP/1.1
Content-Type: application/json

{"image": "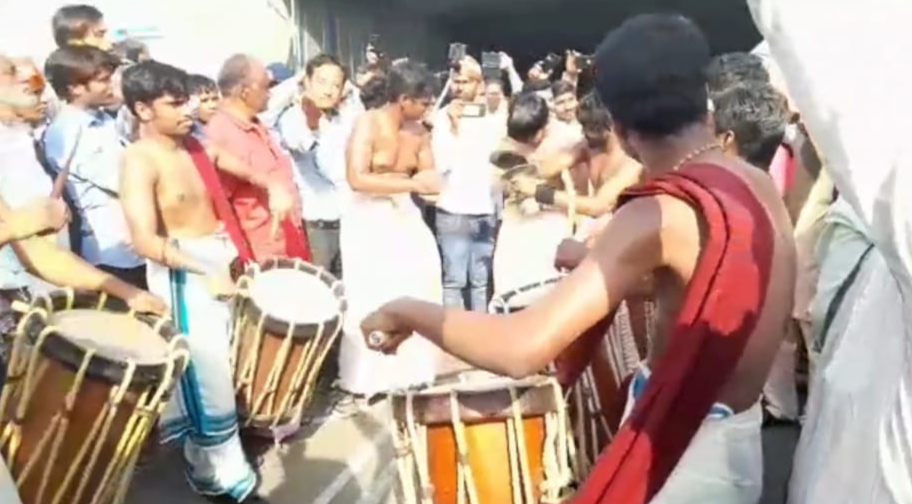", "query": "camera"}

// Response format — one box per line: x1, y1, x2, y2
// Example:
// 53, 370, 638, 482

448, 42, 468, 70
540, 52, 562, 74
576, 54, 595, 72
